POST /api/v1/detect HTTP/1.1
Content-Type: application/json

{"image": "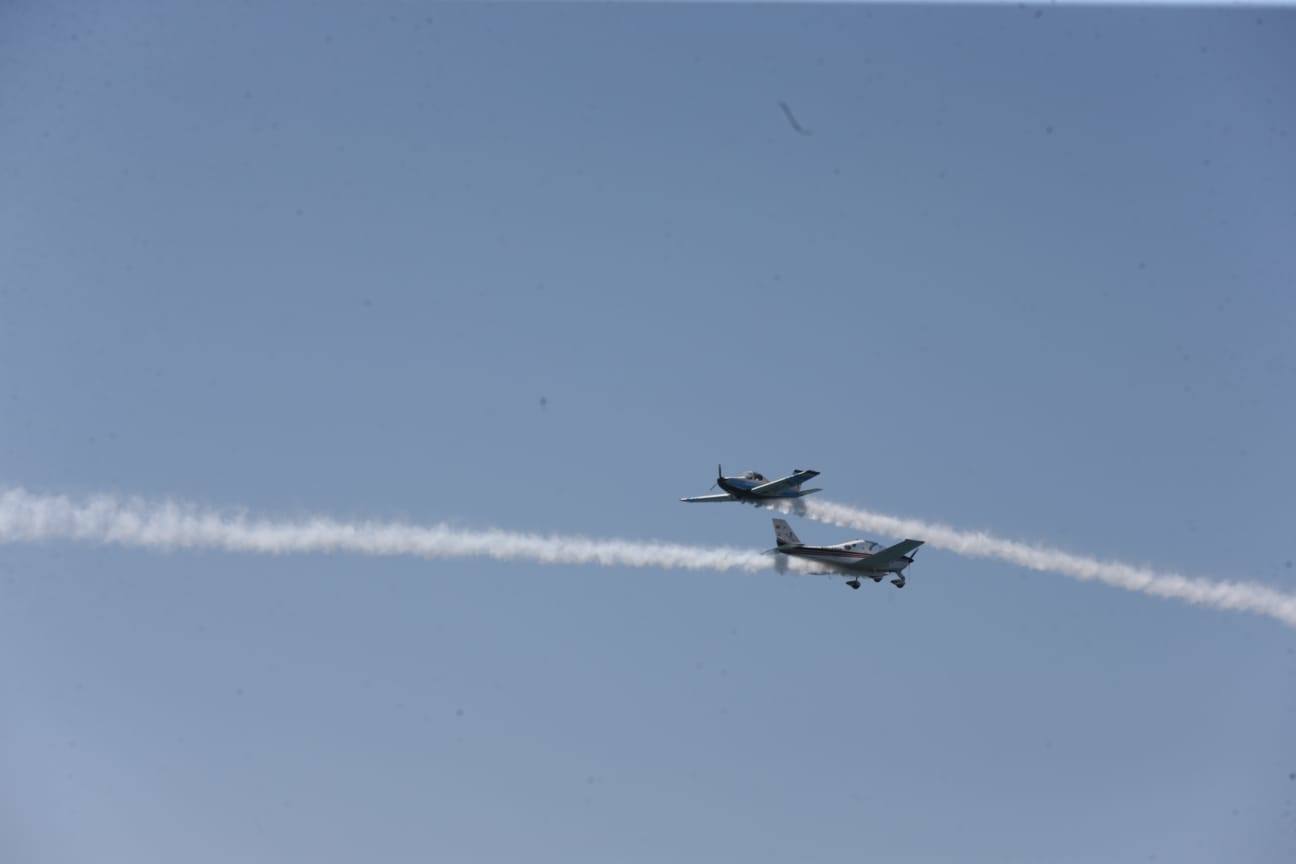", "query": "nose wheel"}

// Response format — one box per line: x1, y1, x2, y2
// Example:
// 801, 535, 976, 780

846, 579, 861, 590
891, 575, 906, 589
